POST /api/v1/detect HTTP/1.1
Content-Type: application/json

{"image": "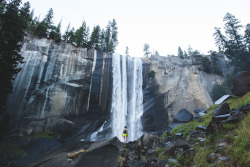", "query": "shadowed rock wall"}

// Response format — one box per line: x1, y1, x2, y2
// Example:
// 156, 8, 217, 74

7, 35, 112, 135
